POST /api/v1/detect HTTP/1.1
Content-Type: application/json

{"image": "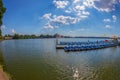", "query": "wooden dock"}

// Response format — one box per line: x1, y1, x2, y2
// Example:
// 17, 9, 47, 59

56, 45, 64, 49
